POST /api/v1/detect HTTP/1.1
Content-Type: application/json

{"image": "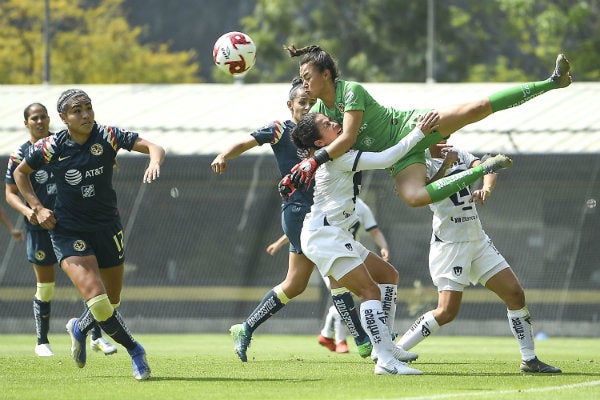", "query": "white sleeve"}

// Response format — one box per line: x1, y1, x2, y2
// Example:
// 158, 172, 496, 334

356, 128, 425, 171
